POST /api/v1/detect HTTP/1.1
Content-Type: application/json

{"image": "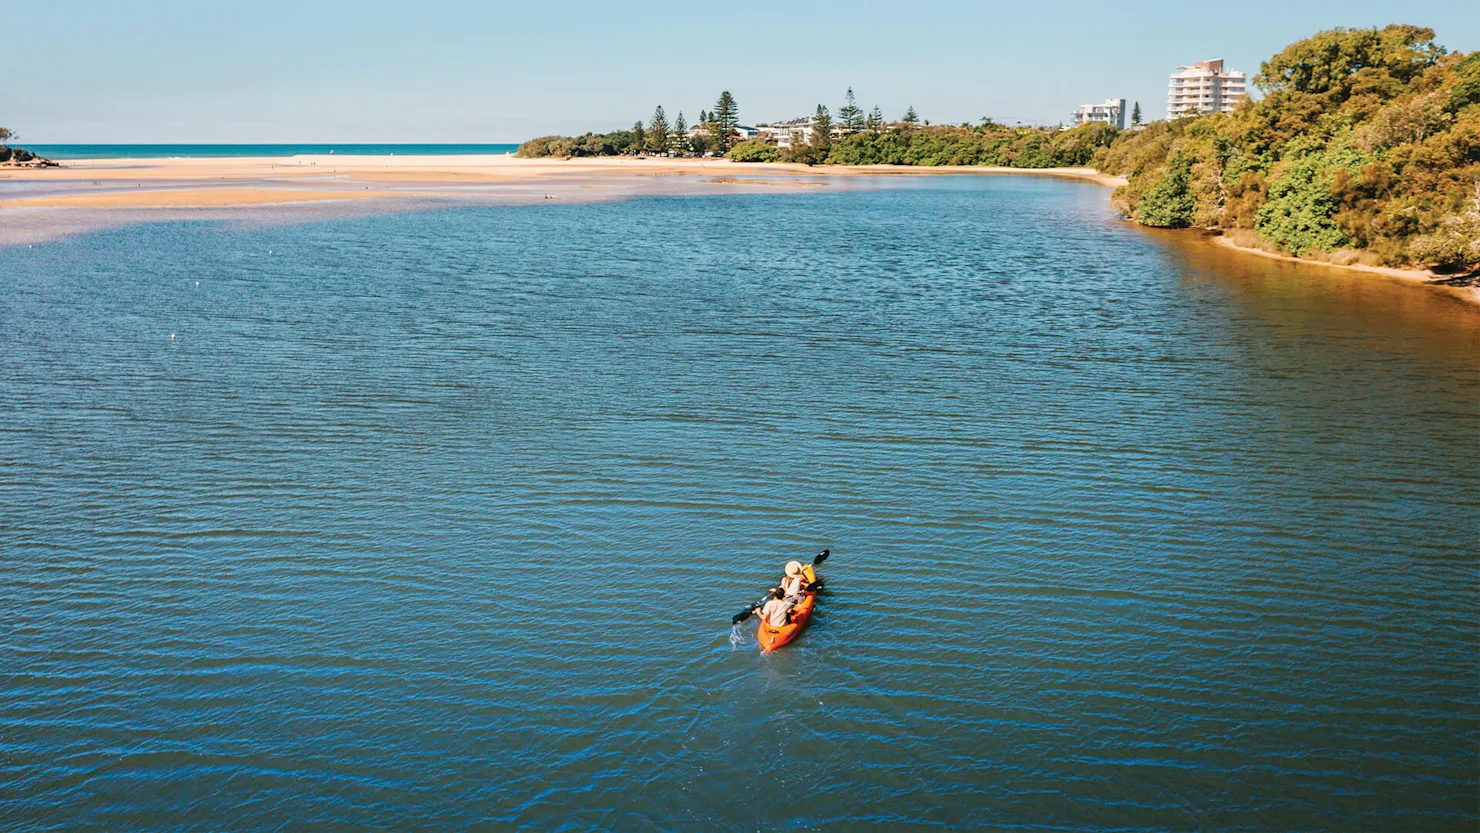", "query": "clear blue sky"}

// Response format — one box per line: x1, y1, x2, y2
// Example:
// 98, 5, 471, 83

9, 0, 1478, 143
